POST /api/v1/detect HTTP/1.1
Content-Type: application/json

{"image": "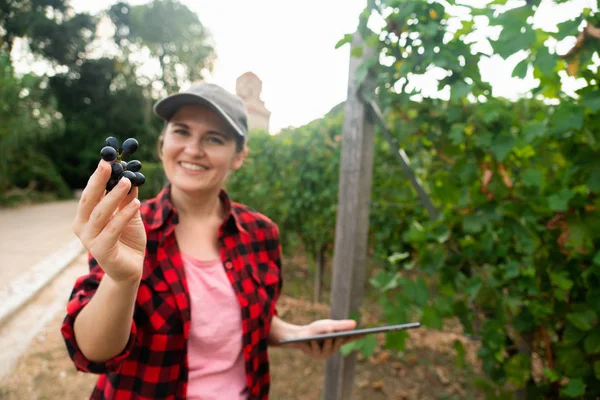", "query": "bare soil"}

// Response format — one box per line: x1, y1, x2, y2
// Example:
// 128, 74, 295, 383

0, 251, 486, 399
